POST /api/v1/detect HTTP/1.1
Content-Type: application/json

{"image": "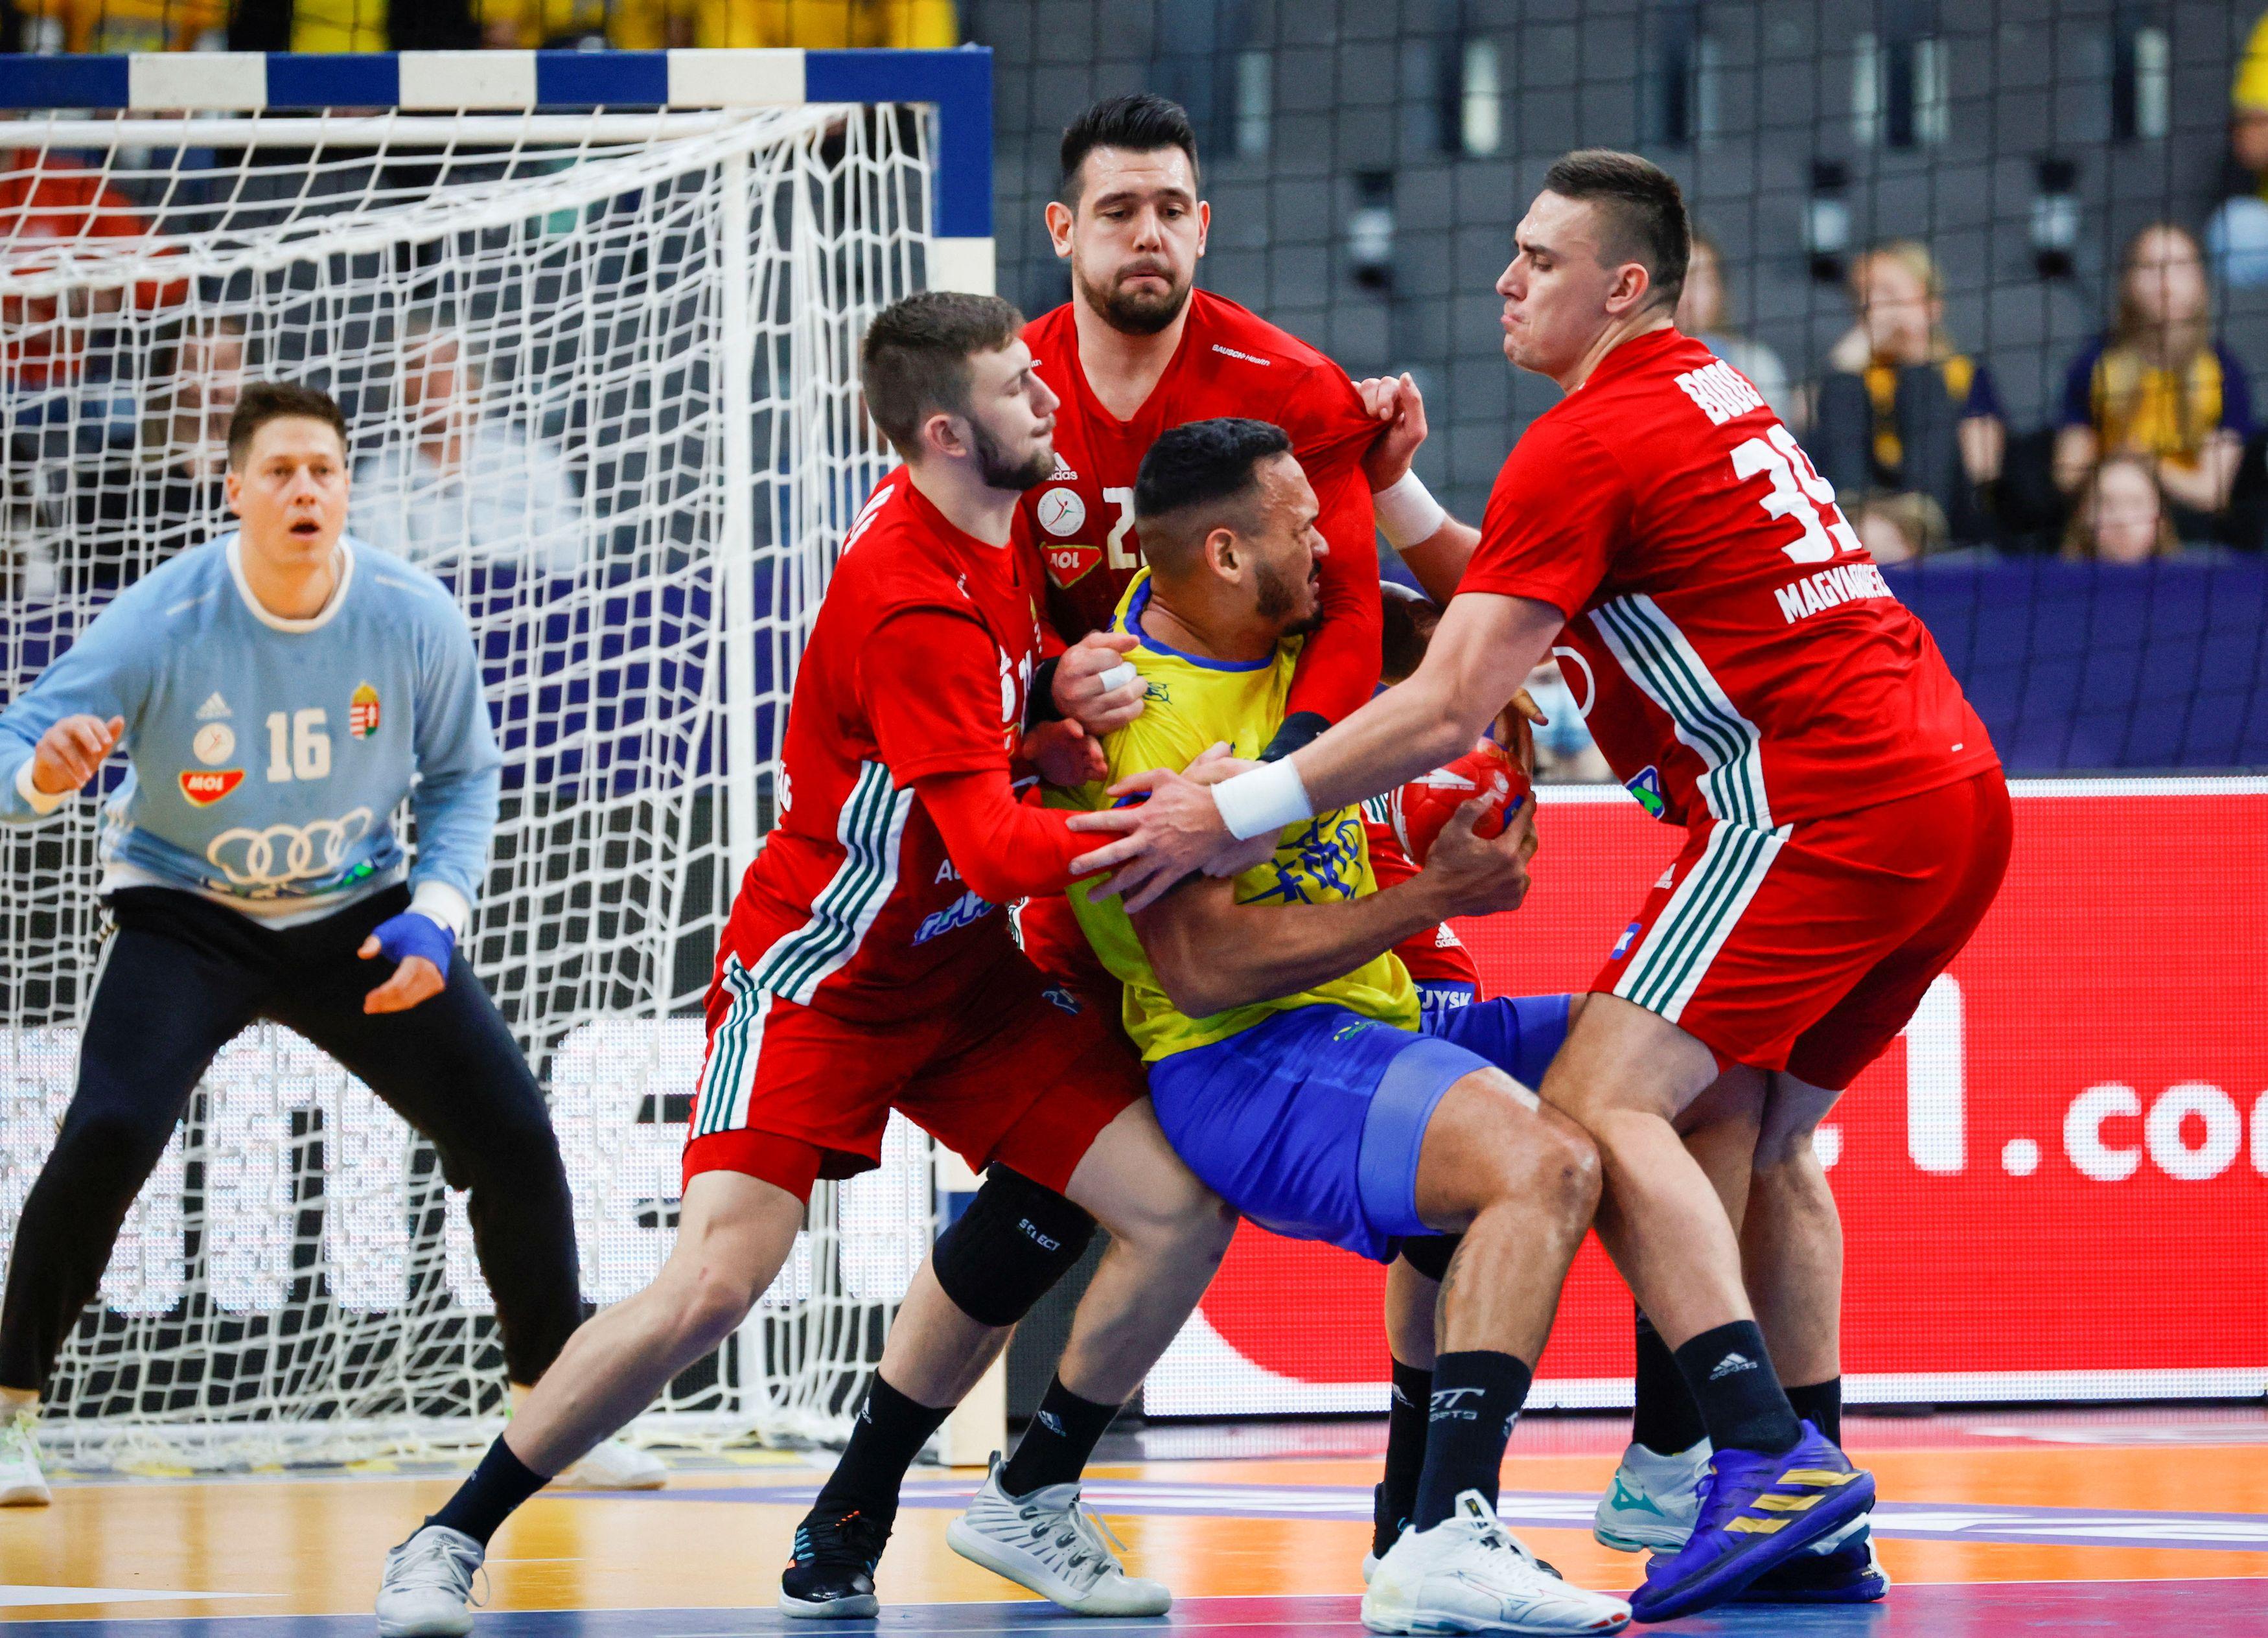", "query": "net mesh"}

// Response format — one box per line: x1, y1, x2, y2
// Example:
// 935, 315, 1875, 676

0, 103, 938, 1470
